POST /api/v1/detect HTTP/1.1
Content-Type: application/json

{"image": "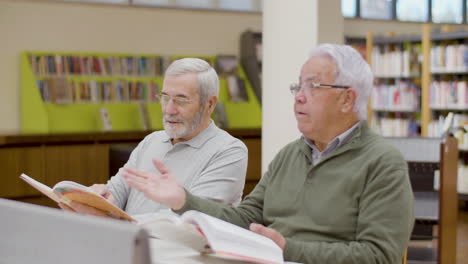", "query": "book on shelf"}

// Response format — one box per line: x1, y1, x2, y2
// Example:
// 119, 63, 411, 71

372, 80, 420, 111
140, 210, 283, 264
227, 76, 248, 102
431, 44, 468, 73
100, 107, 113, 132
429, 80, 468, 108
215, 55, 239, 75
29, 54, 168, 76
19, 173, 135, 222
371, 43, 421, 77
372, 116, 420, 137
138, 103, 150, 131
36, 78, 160, 104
